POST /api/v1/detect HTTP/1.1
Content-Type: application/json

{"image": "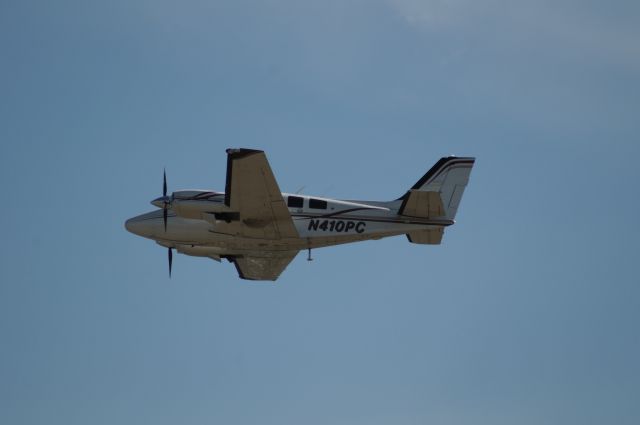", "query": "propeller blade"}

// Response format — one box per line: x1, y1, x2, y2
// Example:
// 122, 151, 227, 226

162, 169, 169, 232
163, 169, 167, 197
168, 248, 173, 278
163, 207, 168, 232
